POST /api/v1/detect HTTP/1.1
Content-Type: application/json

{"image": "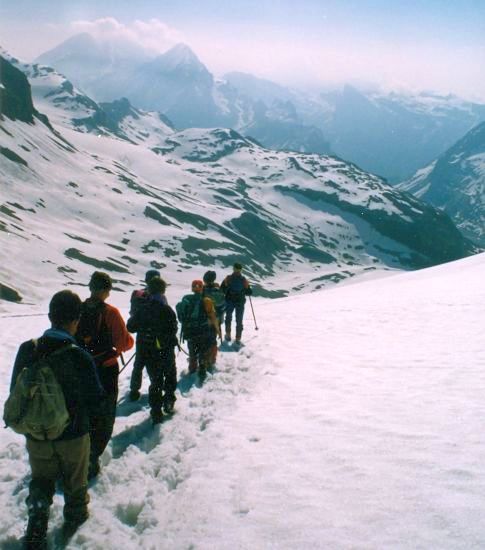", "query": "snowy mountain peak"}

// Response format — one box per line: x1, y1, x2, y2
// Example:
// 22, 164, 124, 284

149, 43, 207, 74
